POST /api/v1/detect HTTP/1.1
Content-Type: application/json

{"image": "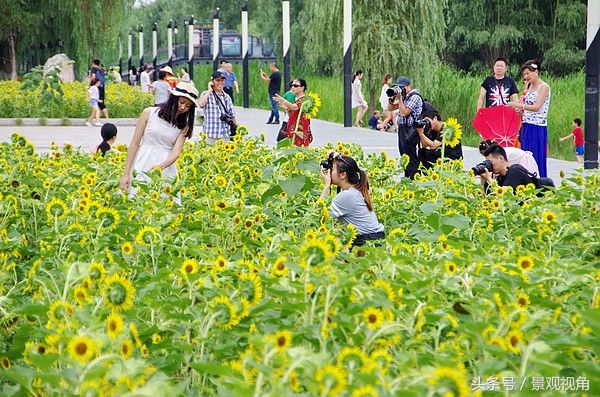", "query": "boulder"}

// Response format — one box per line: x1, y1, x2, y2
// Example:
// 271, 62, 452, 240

44, 54, 75, 82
